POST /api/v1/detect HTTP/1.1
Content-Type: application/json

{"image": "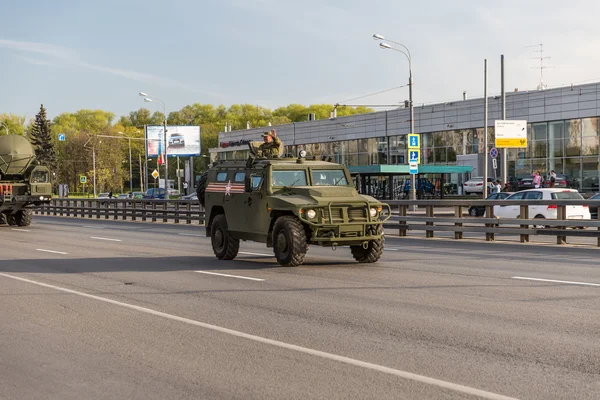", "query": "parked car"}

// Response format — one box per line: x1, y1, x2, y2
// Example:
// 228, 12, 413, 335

117, 193, 129, 199
181, 192, 198, 201
588, 193, 600, 219
143, 188, 166, 199
463, 177, 494, 195
468, 192, 513, 216
131, 191, 145, 199
97, 193, 111, 199
545, 174, 575, 189
517, 177, 535, 191
494, 188, 591, 226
